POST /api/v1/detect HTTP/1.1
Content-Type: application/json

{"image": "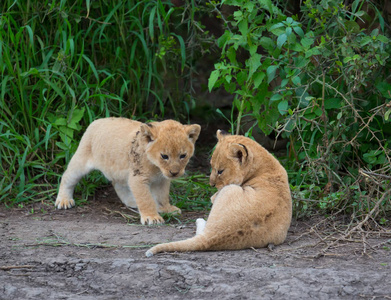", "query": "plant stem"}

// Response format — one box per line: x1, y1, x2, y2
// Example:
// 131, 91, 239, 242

236, 97, 246, 135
